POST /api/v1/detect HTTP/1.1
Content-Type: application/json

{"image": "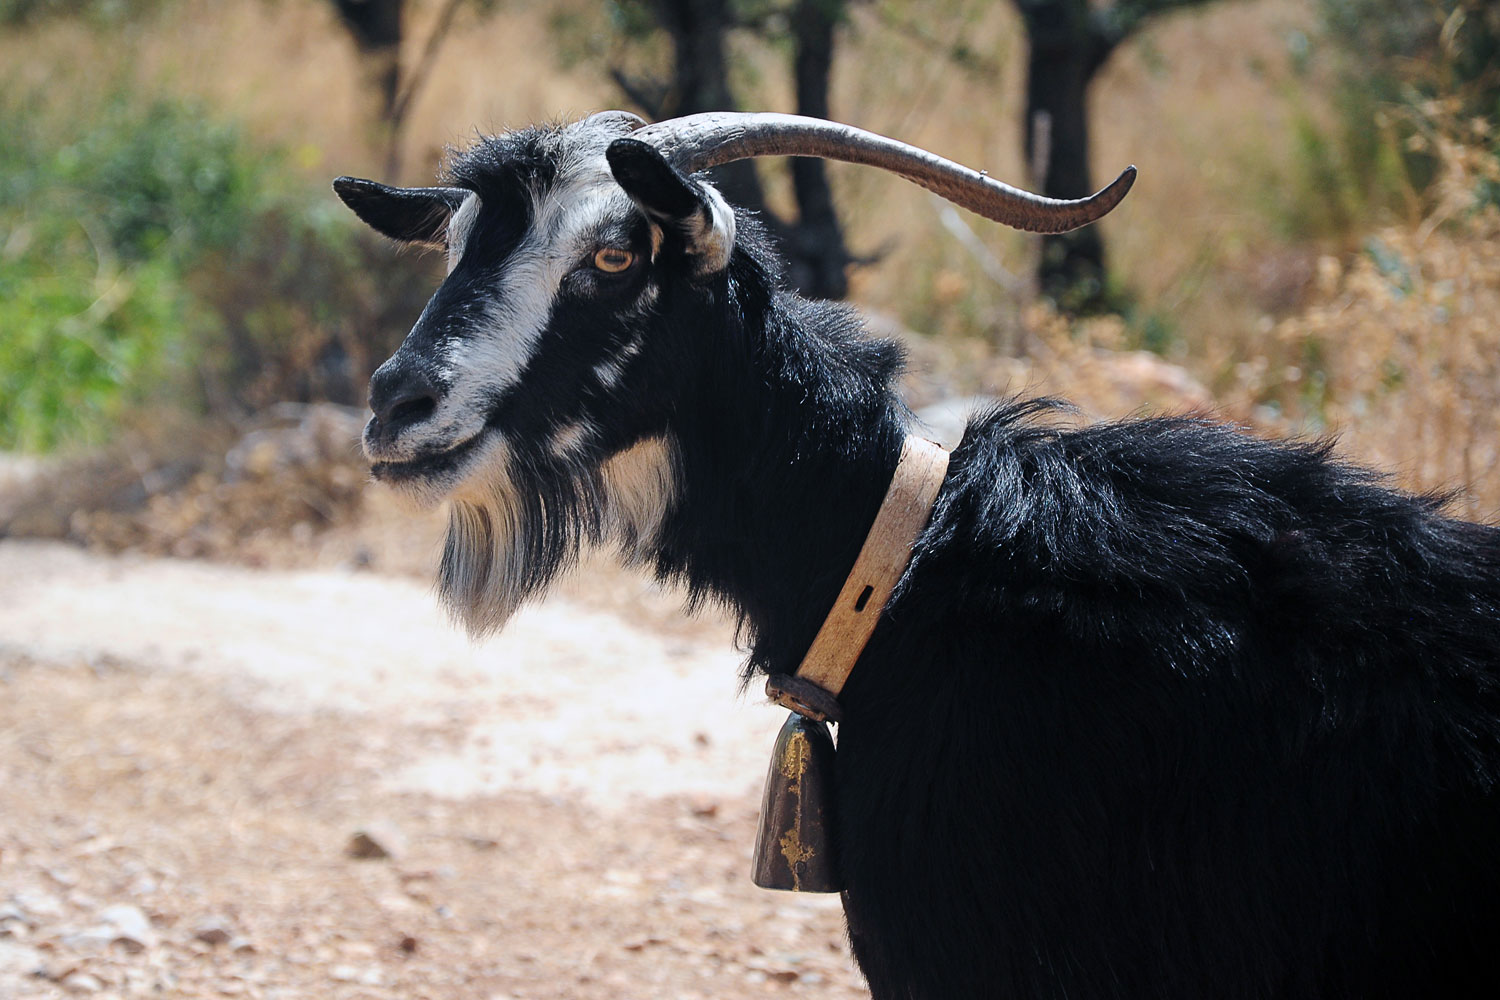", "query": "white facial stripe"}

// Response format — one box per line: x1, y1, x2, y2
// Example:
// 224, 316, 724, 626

625, 282, 659, 316
377, 150, 668, 483
446, 193, 481, 275
461, 224, 567, 398
442, 166, 637, 411
592, 328, 646, 389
